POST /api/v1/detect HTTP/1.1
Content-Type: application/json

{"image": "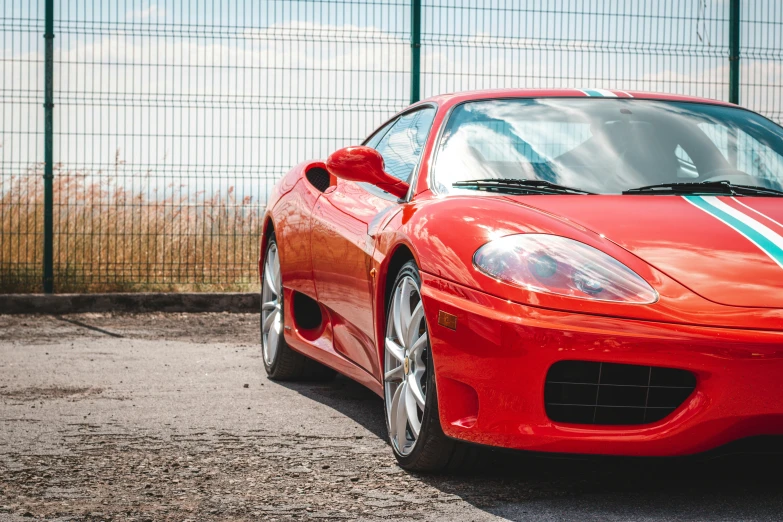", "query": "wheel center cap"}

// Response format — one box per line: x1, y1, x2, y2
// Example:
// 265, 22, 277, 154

403, 357, 410, 375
